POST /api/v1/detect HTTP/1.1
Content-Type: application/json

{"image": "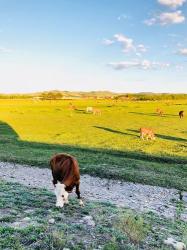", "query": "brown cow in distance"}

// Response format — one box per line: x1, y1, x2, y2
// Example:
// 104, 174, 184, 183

50, 153, 84, 208
179, 111, 184, 118
69, 104, 77, 111
93, 108, 102, 115
140, 127, 155, 140
156, 108, 164, 116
